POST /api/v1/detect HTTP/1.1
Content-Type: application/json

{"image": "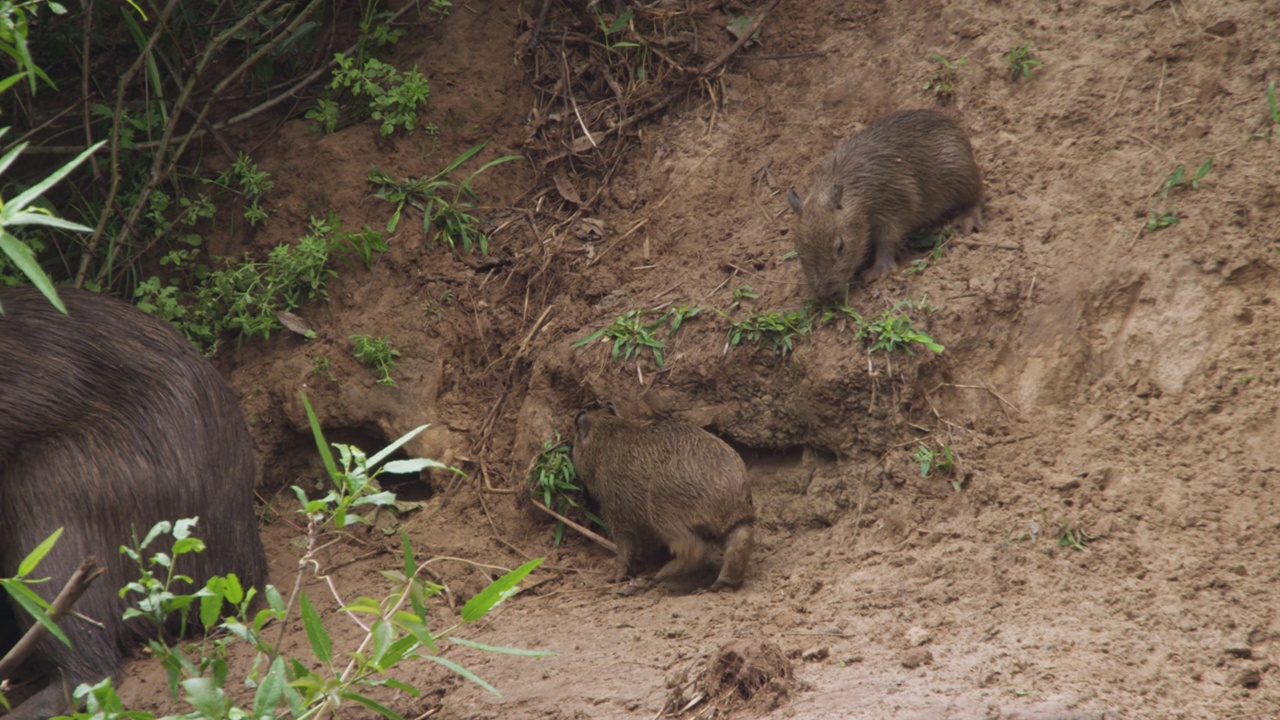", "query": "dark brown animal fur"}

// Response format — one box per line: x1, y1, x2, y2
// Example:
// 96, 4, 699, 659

0, 287, 268, 719
572, 409, 754, 592
788, 109, 984, 301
